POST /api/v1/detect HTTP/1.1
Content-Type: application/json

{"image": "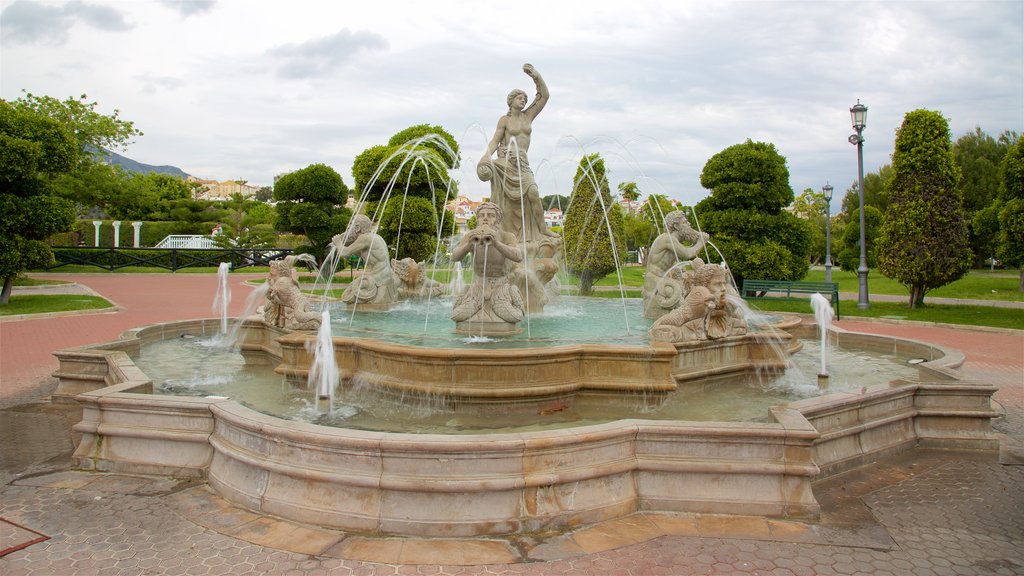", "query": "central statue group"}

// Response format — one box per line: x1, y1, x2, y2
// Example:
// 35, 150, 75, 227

268, 63, 747, 342
454, 62, 563, 335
